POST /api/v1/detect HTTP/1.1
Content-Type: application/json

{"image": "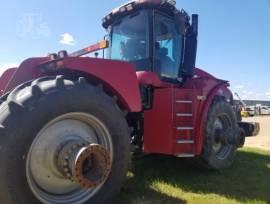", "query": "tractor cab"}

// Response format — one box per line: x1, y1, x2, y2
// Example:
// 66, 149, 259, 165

103, 0, 198, 82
